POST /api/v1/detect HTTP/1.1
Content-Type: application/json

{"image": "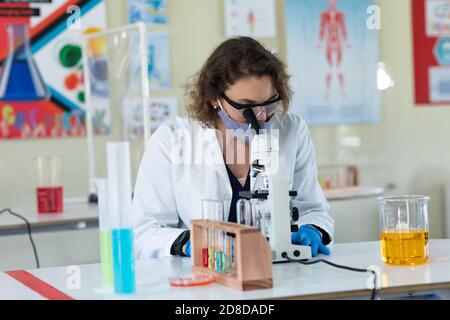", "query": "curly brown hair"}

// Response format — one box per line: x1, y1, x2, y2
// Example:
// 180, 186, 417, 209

185, 37, 293, 128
